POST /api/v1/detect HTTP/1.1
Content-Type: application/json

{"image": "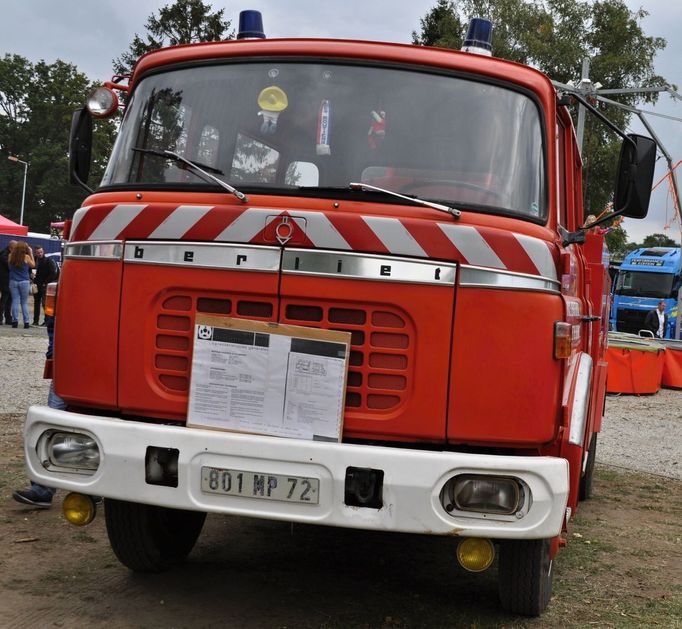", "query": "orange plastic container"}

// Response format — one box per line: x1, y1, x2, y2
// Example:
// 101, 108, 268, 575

606, 336, 665, 395
661, 343, 682, 389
